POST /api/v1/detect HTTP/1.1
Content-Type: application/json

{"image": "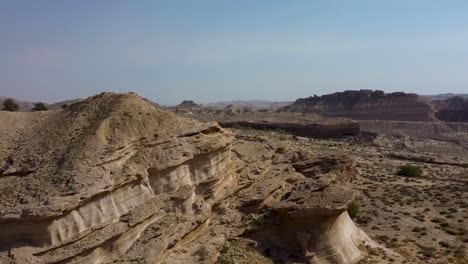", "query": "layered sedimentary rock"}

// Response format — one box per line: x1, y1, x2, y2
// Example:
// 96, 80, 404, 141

224, 138, 385, 264
278, 90, 436, 121
0, 93, 385, 263
271, 185, 375, 264
432, 96, 468, 122
218, 112, 359, 138
0, 93, 233, 263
